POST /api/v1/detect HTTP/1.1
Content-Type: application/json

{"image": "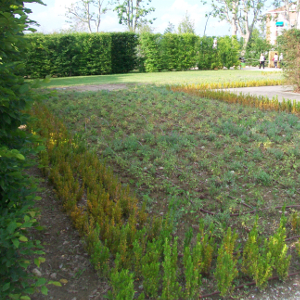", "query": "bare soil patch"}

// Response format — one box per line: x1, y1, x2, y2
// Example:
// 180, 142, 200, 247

28, 166, 108, 300
51, 83, 128, 92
